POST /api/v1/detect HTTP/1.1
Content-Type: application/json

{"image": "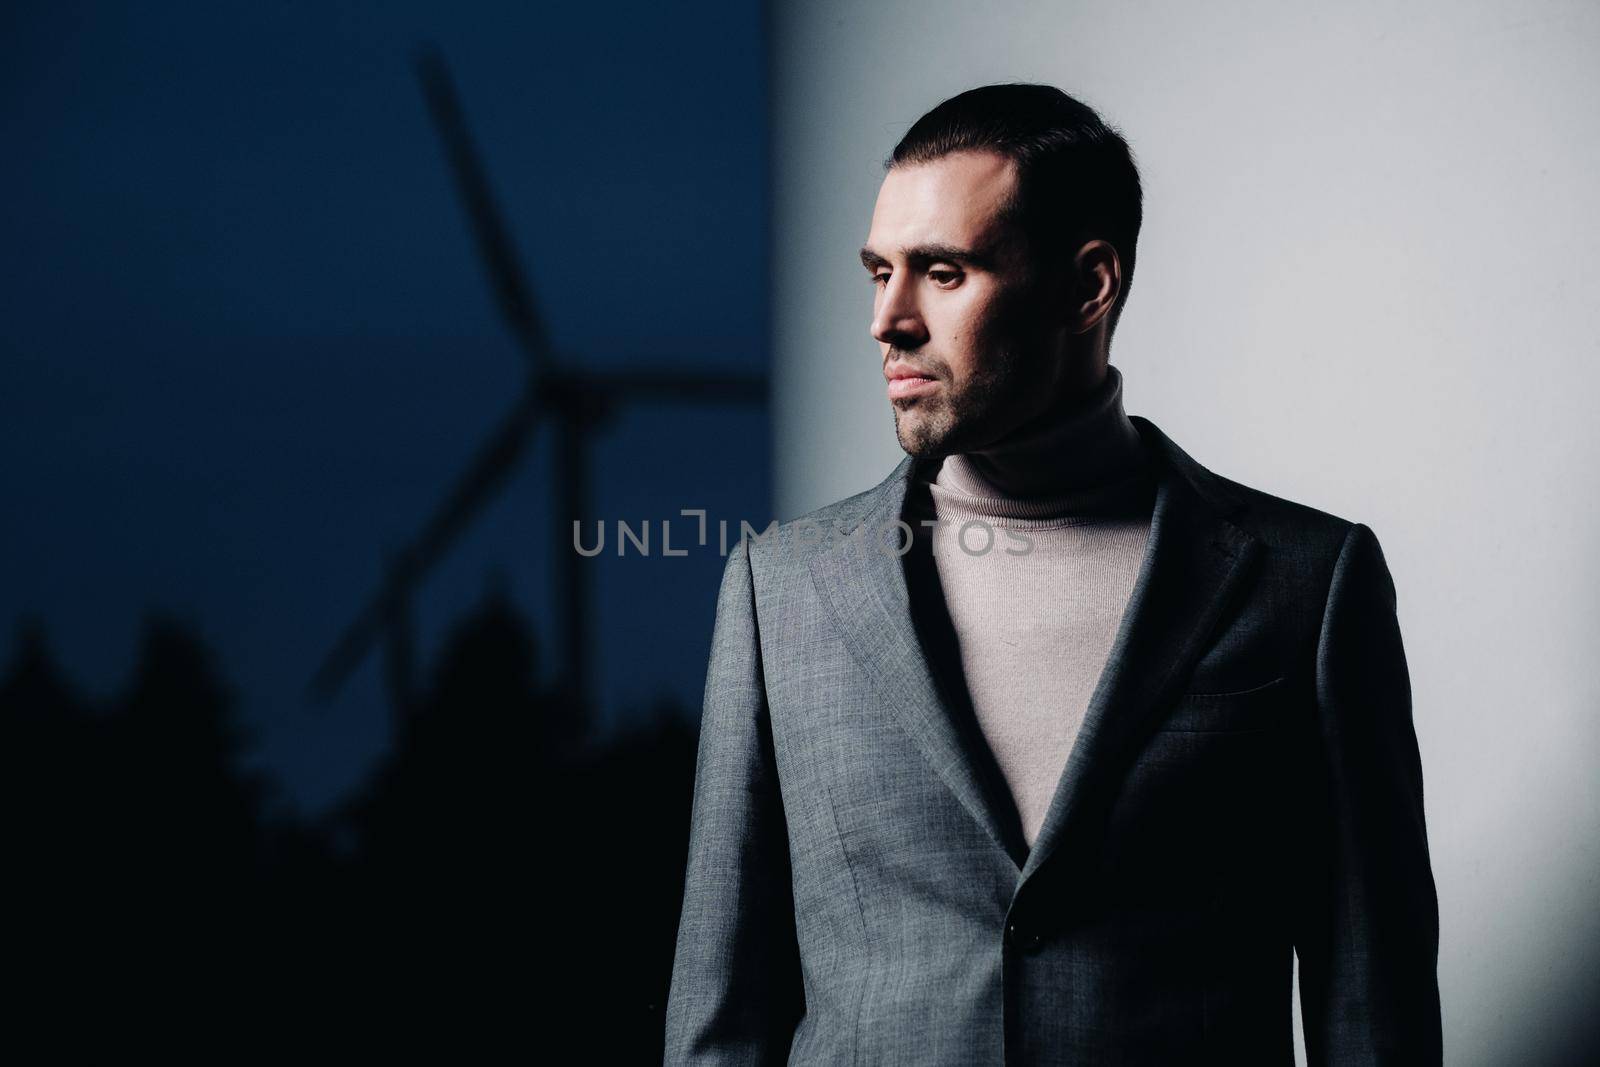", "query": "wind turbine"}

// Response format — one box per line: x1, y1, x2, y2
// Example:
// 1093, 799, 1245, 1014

307, 47, 766, 726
